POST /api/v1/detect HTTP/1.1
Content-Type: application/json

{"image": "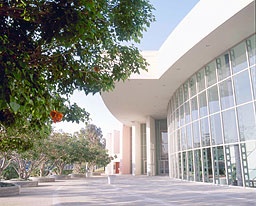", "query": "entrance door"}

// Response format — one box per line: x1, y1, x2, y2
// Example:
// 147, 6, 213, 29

115, 162, 120, 174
